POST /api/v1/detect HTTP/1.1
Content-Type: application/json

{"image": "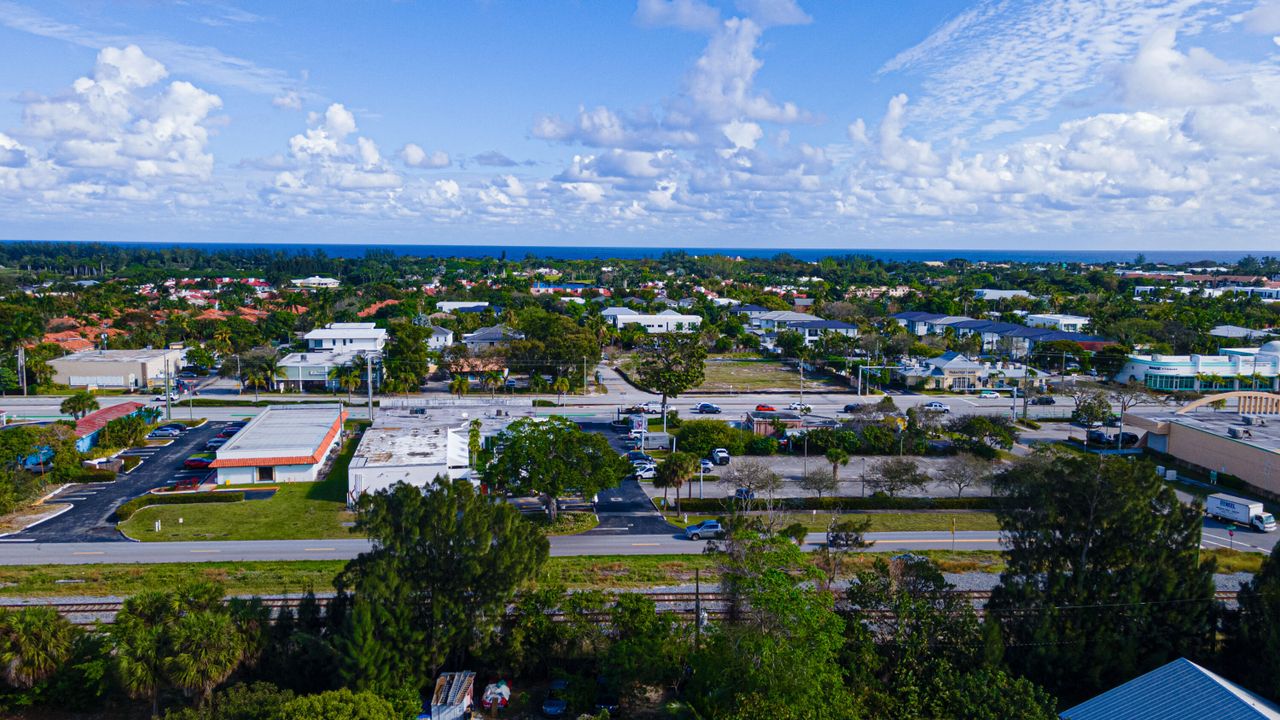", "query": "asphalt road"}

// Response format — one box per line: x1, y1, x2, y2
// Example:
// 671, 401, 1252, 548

0, 531, 1009, 565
